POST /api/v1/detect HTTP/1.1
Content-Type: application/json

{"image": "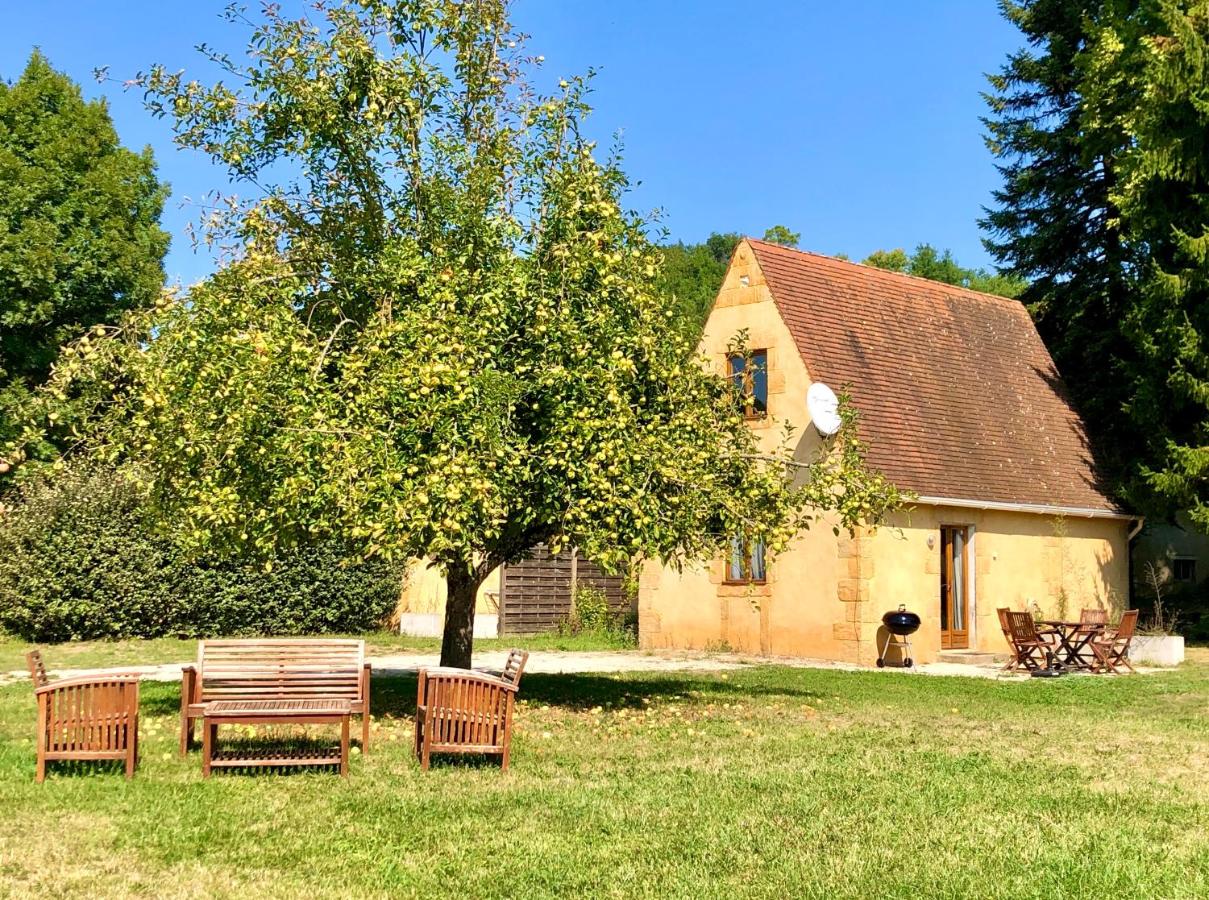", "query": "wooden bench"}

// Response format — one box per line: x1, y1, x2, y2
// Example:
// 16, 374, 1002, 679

415, 649, 528, 771
180, 639, 371, 759
201, 699, 352, 777
27, 650, 140, 783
